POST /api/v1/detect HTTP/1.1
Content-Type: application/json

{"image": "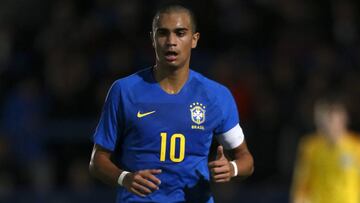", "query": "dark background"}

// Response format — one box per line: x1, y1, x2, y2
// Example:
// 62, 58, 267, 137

0, 0, 359, 202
